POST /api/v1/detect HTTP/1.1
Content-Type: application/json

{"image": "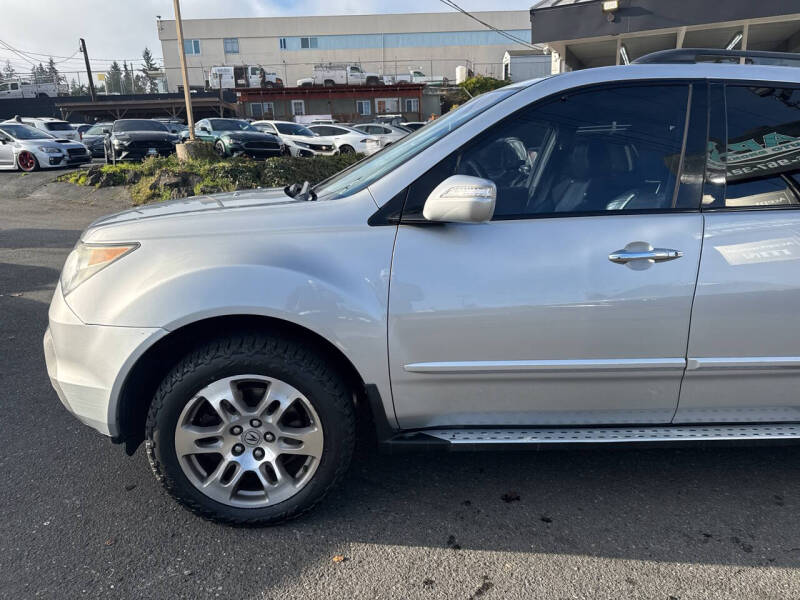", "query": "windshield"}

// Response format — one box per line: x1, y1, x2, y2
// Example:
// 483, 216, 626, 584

0, 124, 53, 140
275, 122, 314, 136
113, 120, 169, 133
314, 87, 521, 199
85, 124, 110, 135
44, 122, 74, 131
209, 119, 255, 132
